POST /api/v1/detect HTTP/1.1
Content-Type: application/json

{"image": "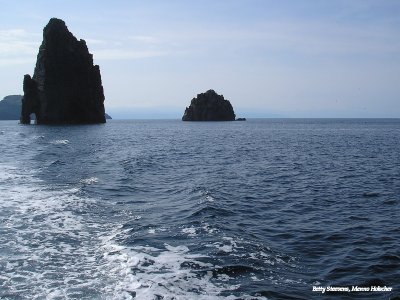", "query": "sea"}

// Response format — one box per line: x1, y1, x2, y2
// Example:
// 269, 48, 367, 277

0, 119, 399, 300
